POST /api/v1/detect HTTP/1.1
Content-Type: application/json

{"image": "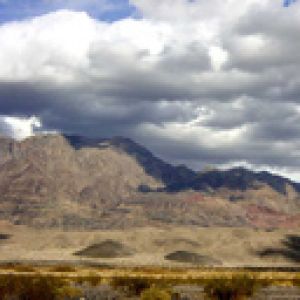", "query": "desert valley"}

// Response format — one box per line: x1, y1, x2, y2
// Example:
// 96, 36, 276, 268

0, 134, 300, 299
0, 134, 299, 268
